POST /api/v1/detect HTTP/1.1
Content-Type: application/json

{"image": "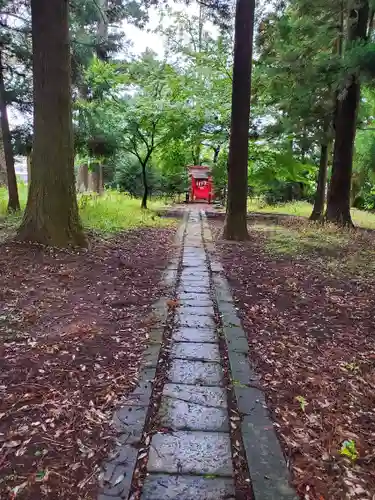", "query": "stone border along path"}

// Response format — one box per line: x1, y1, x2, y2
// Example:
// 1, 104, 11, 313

98, 209, 297, 500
